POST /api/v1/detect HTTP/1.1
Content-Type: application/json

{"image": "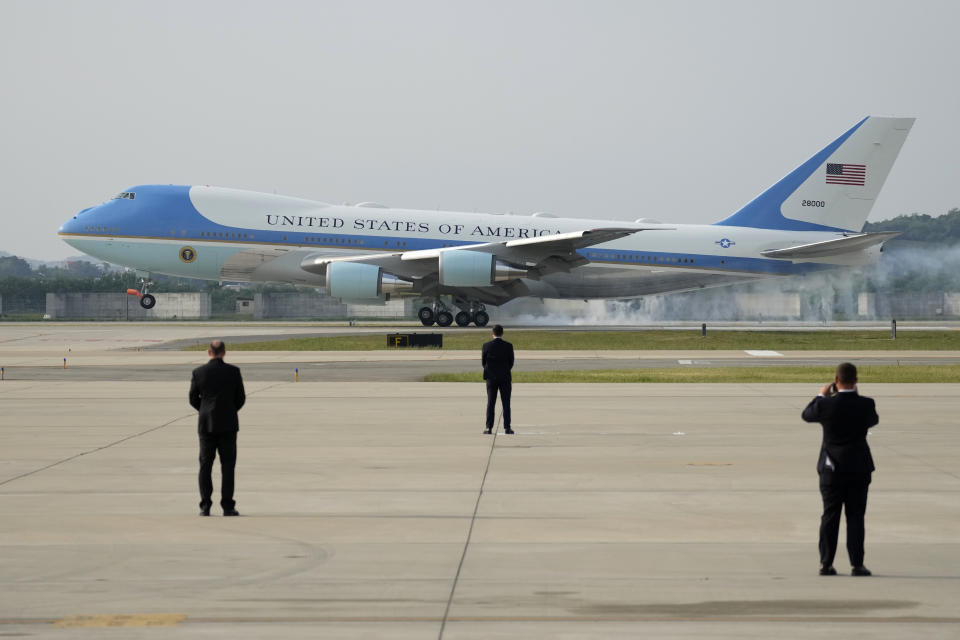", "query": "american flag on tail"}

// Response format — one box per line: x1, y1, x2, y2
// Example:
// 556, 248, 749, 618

826, 163, 866, 186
